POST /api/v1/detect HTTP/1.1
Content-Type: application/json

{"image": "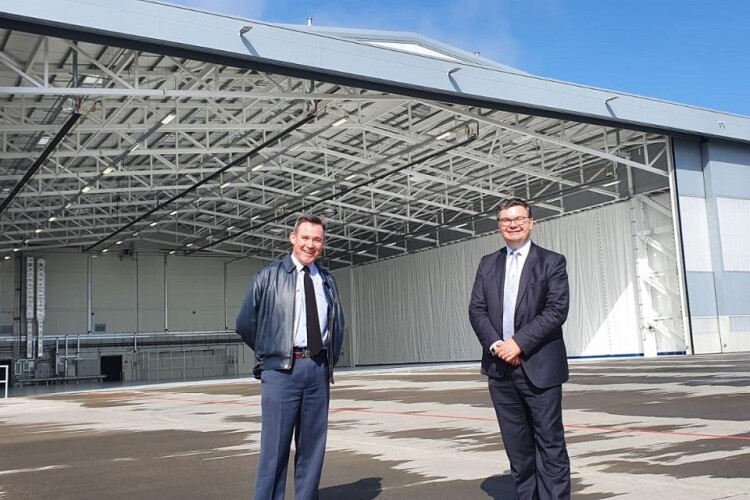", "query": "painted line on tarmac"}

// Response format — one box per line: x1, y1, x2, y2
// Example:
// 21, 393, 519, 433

328, 407, 750, 443
0, 465, 69, 475
52, 392, 750, 443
